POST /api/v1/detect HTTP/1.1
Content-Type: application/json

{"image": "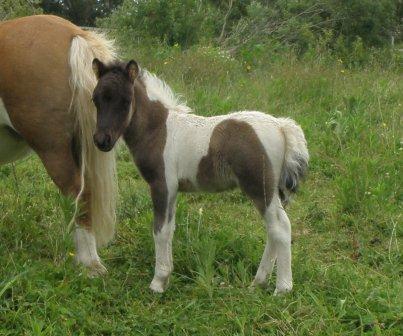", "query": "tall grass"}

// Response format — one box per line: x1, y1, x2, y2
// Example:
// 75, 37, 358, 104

0, 45, 401, 335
